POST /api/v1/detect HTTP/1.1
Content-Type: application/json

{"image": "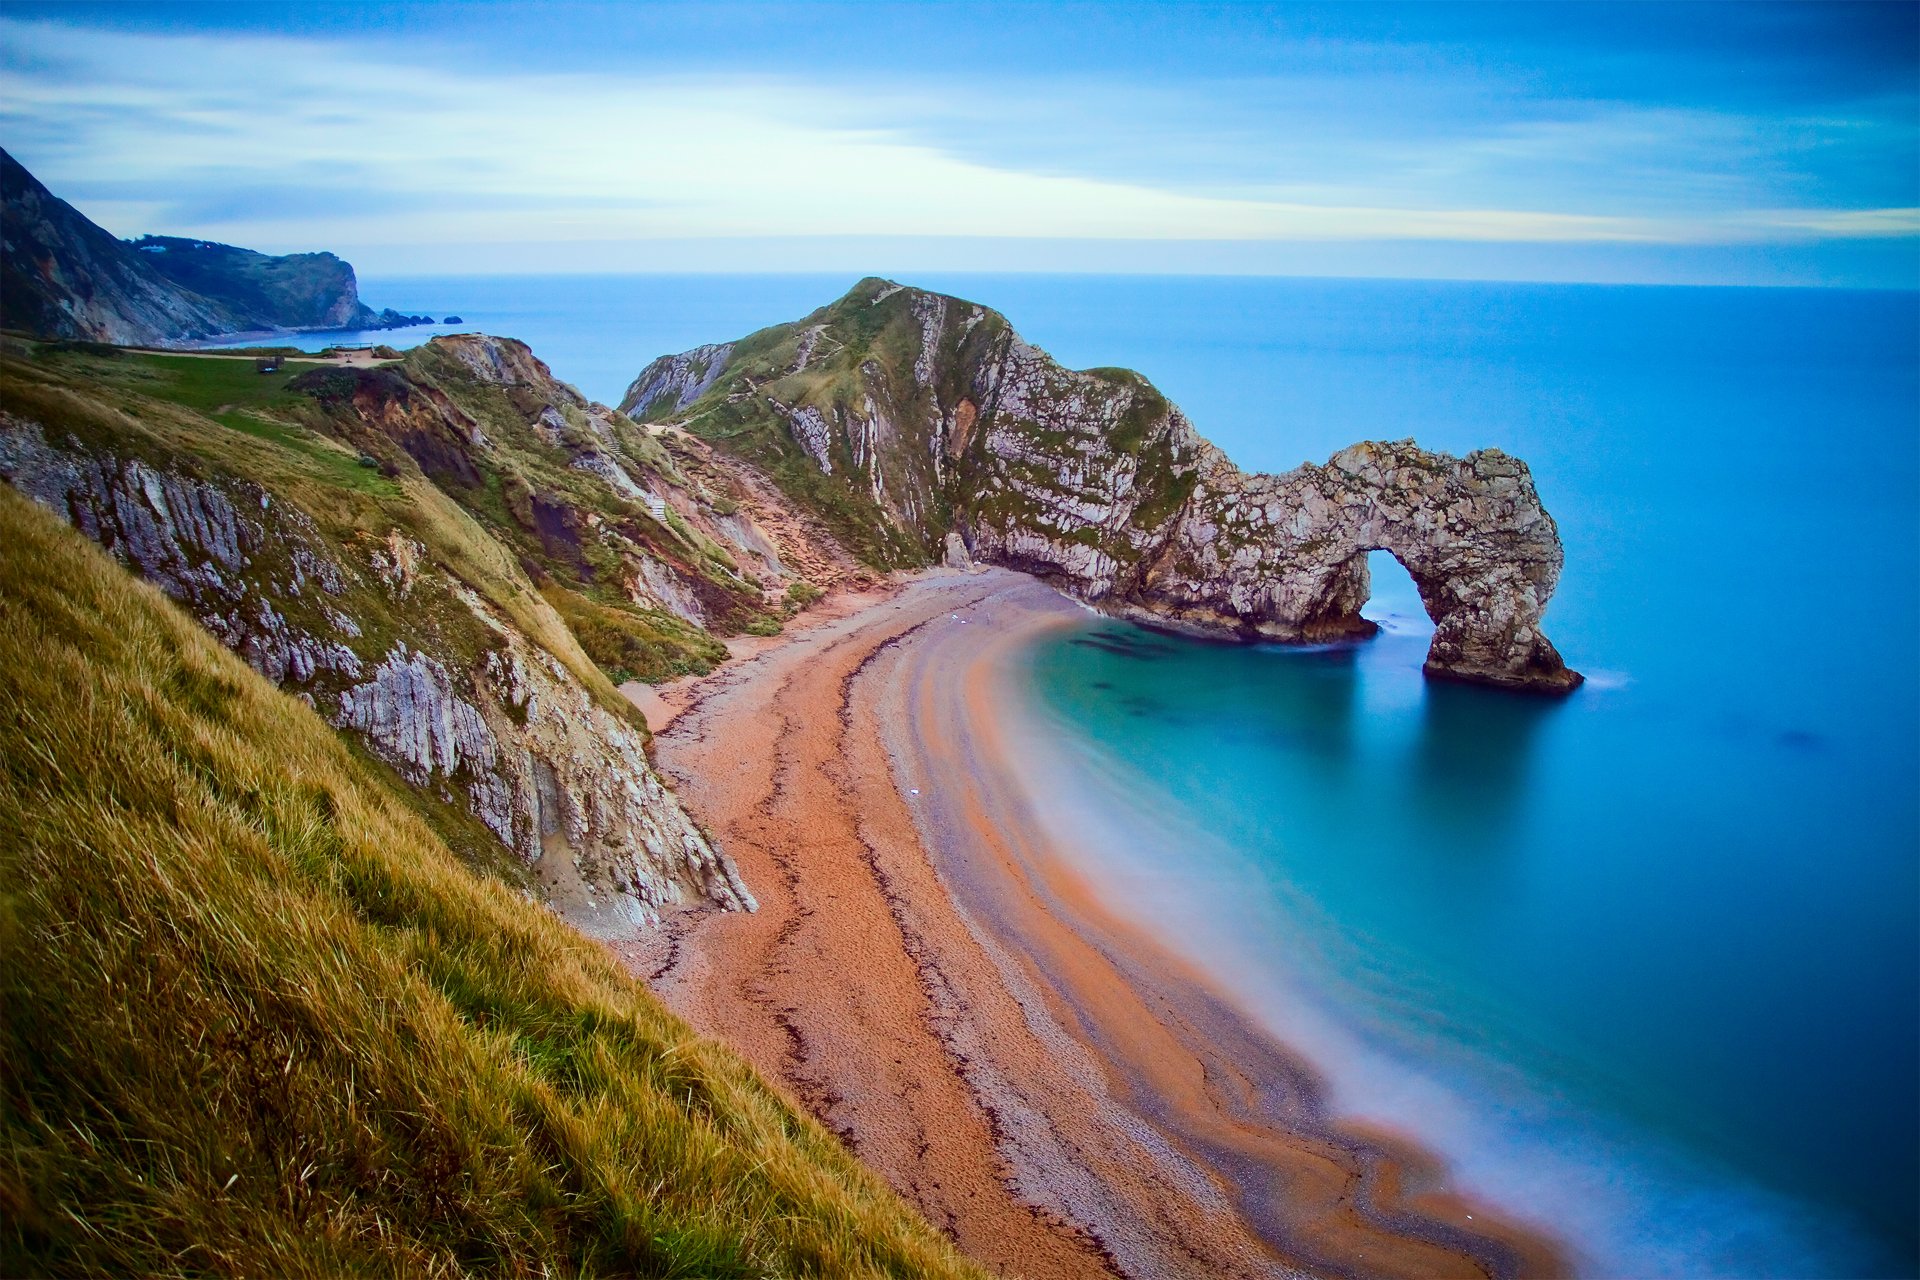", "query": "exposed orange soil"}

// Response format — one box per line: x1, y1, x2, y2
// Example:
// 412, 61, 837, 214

619, 569, 1568, 1279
